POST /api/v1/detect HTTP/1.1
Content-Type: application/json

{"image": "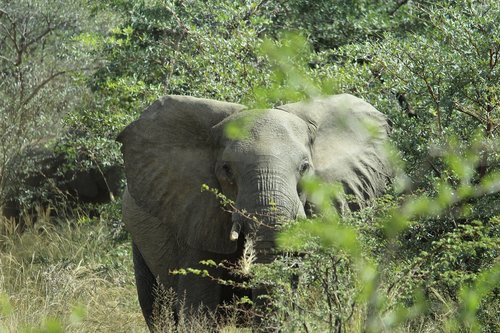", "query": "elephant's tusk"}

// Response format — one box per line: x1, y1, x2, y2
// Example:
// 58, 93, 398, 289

230, 231, 239, 241
229, 221, 242, 241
